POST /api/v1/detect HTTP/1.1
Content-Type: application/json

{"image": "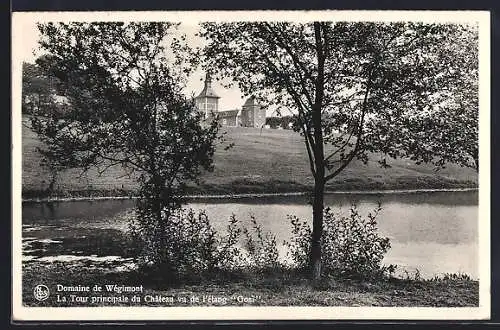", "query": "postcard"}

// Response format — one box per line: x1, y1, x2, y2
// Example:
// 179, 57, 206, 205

11, 10, 491, 321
